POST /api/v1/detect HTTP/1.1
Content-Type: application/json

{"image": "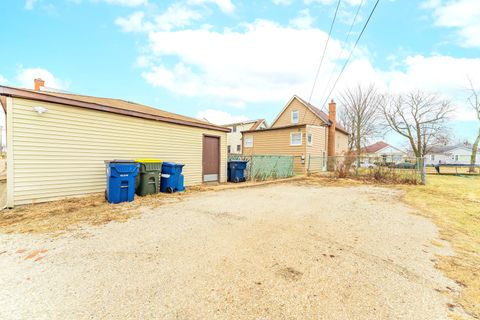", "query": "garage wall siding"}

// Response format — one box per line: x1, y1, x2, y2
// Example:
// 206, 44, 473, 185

10, 98, 227, 206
